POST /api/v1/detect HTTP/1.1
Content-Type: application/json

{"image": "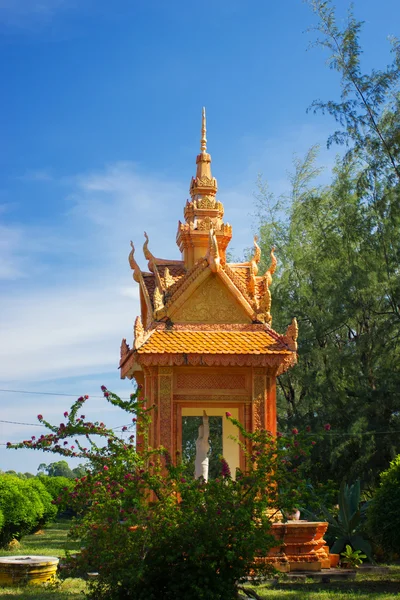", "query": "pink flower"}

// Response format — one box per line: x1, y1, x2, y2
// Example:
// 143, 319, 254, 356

132, 418, 137, 423
64, 441, 68, 445
84, 395, 89, 399
225, 411, 232, 418
31, 436, 36, 440
101, 385, 107, 392
292, 428, 299, 435
103, 465, 109, 471
104, 392, 109, 397
306, 425, 311, 432
122, 426, 127, 431
37, 414, 43, 421
324, 423, 331, 431
64, 411, 68, 418
81, 415, 85, 419
277, 431, 283, 438
311, 441, 316, 445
